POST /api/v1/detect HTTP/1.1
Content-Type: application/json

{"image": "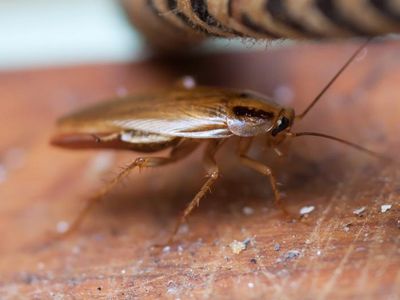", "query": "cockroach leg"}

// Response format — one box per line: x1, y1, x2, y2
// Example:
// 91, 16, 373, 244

91, 133, 120, 143
59, 139, 199, 238
238, 139, 289, 215
273, 147, 284, 157
167, 139, 224, 244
